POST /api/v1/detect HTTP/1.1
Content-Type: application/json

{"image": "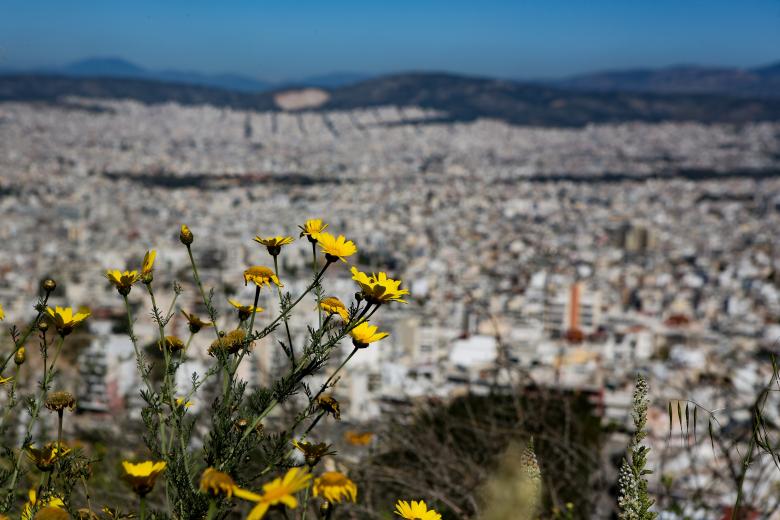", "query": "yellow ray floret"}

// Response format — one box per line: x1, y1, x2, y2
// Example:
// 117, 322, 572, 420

22, 489, 64, 520
106, 270, 140, 294
349, 321, 389, 348
243, 266, 282, 288
351, 267, 409, 304
199, 467, 261, 501
254, 235, 295, 247
228, 298, 264, 321
0, 304, 4, 321
317, 232, 357, 262
394, 500, 442, 520
313, 471, 357, 504
299, 219, 328, 241
141, 250, 156, 276
319, 297, 349, 321
245, 467, 312, 520
181, 310, 212, 333
122, 460, 166, 497
46, 306, 90, 336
